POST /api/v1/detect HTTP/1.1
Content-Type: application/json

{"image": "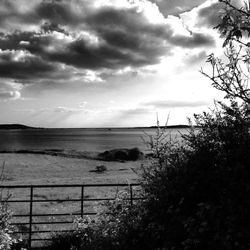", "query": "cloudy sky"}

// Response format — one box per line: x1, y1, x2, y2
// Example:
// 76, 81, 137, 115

0, 0, 235, 127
